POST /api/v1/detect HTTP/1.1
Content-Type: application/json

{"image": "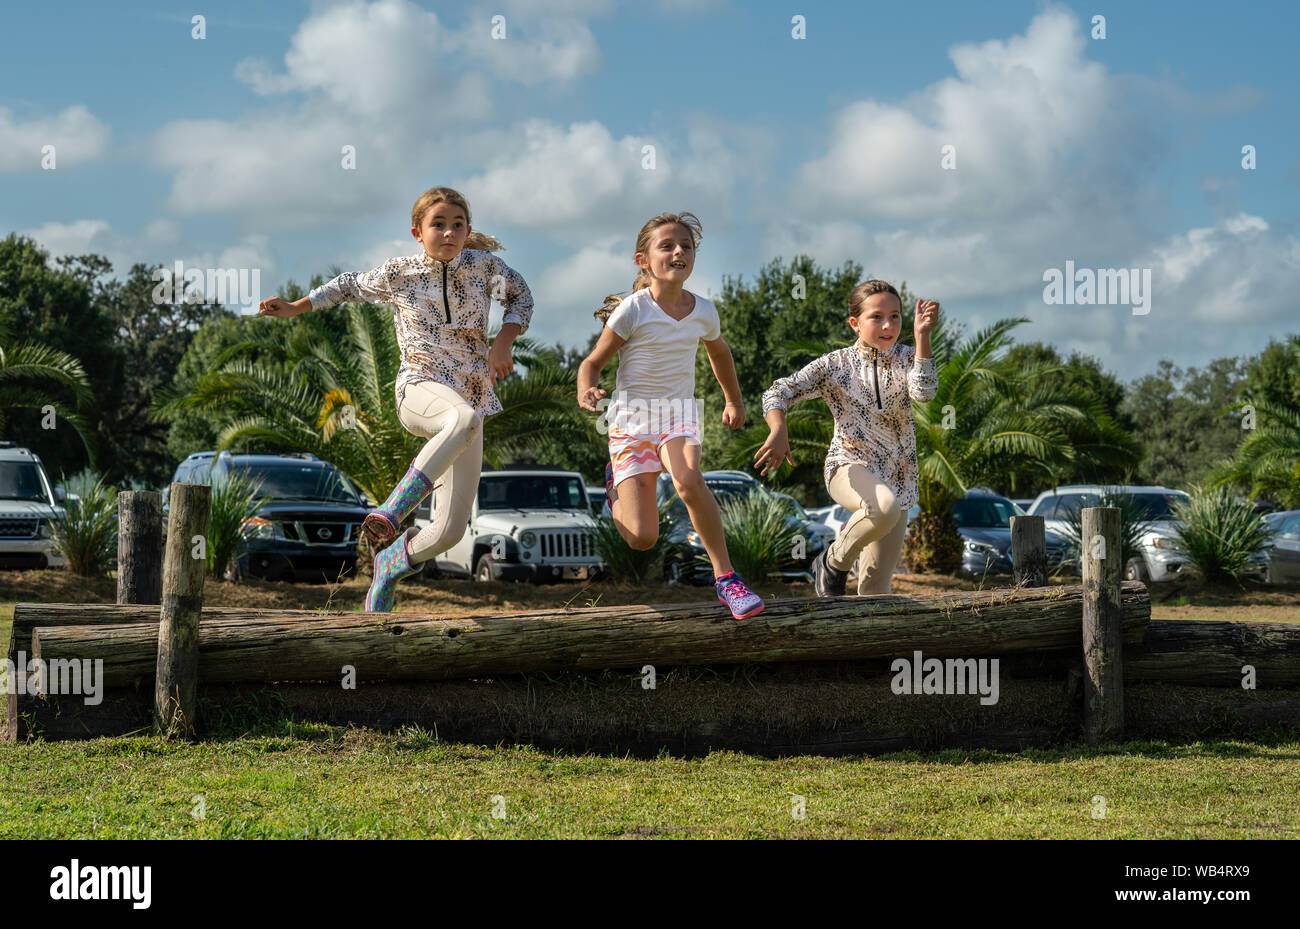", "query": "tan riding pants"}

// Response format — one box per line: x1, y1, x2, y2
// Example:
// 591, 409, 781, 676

825, 463, 907, 595
399, 381, 484, 563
